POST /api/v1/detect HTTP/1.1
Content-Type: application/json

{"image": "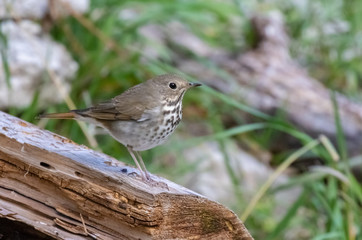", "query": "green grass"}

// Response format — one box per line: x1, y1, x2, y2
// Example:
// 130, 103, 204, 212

3, 0, 362, 239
